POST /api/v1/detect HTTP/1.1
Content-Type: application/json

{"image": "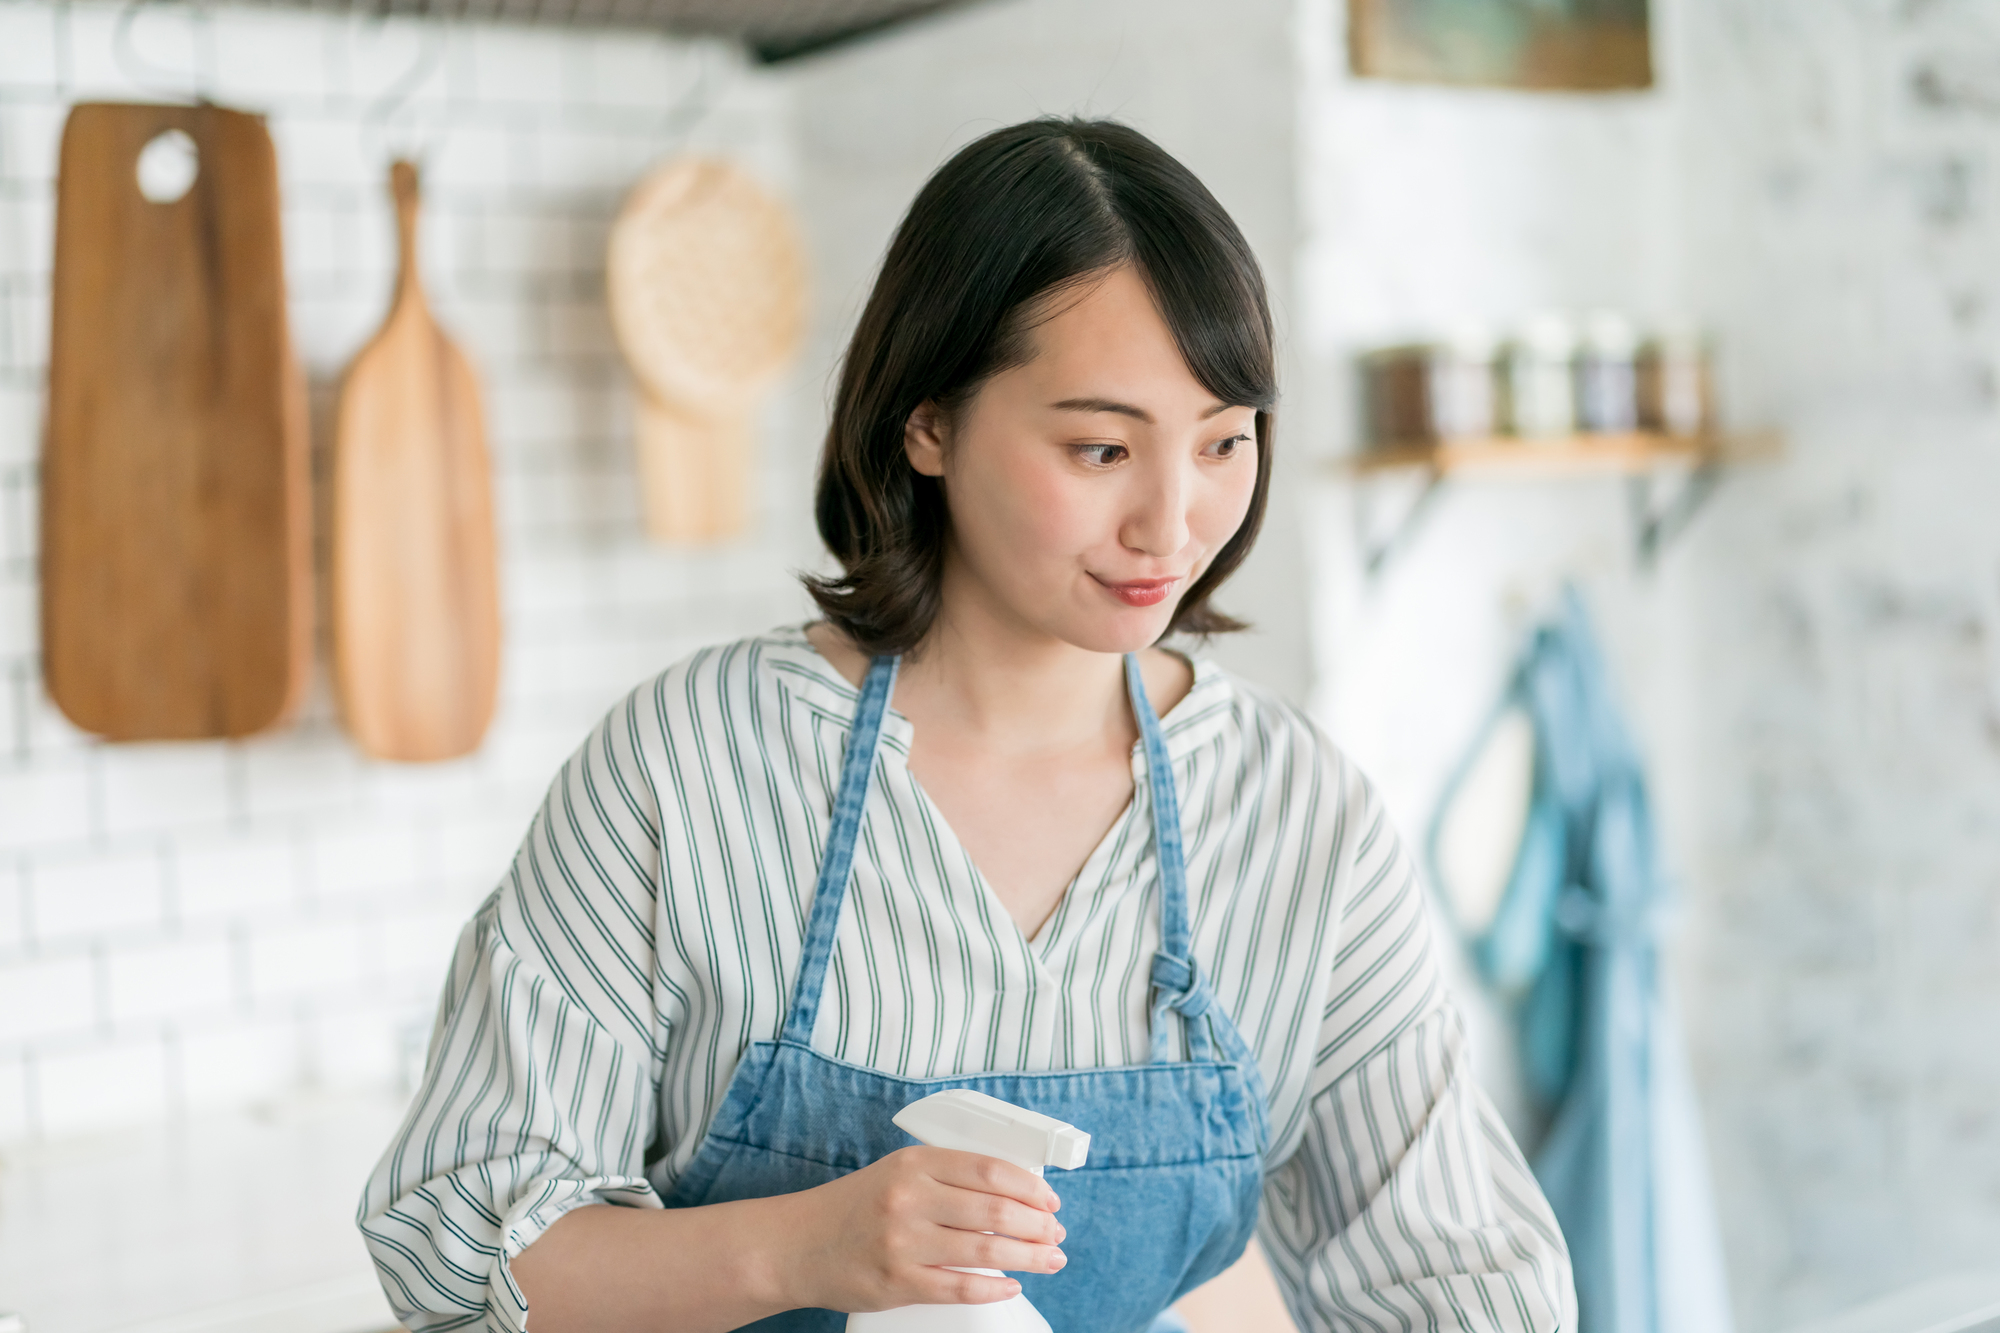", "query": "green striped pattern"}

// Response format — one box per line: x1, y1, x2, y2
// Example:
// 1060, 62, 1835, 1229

358, 627, 1574, 1331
